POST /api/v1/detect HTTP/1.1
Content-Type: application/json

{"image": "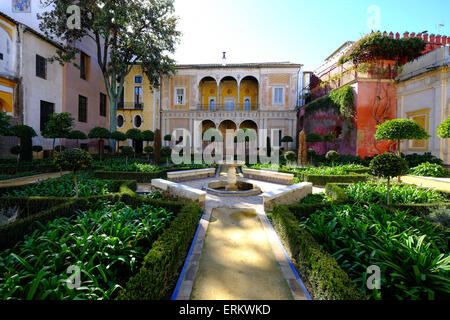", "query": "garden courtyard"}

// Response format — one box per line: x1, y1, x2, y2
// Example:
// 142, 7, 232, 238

0, 146, 449, 301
